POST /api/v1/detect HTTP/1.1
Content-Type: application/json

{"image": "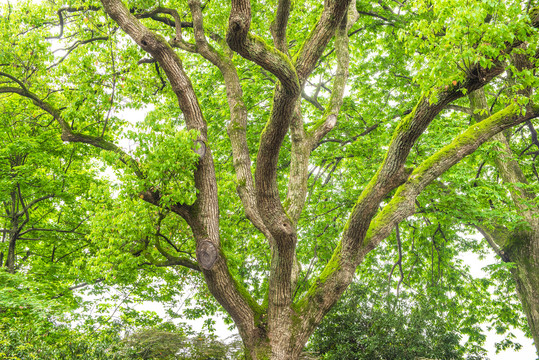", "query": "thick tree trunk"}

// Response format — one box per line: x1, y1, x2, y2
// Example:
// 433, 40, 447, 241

509, 231, 539, 353
245, 334, 310, 360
